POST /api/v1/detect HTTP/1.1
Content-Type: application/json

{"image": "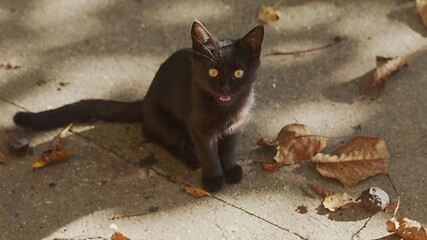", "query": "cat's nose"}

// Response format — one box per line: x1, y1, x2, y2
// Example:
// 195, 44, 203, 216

221, 84, 231, 93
